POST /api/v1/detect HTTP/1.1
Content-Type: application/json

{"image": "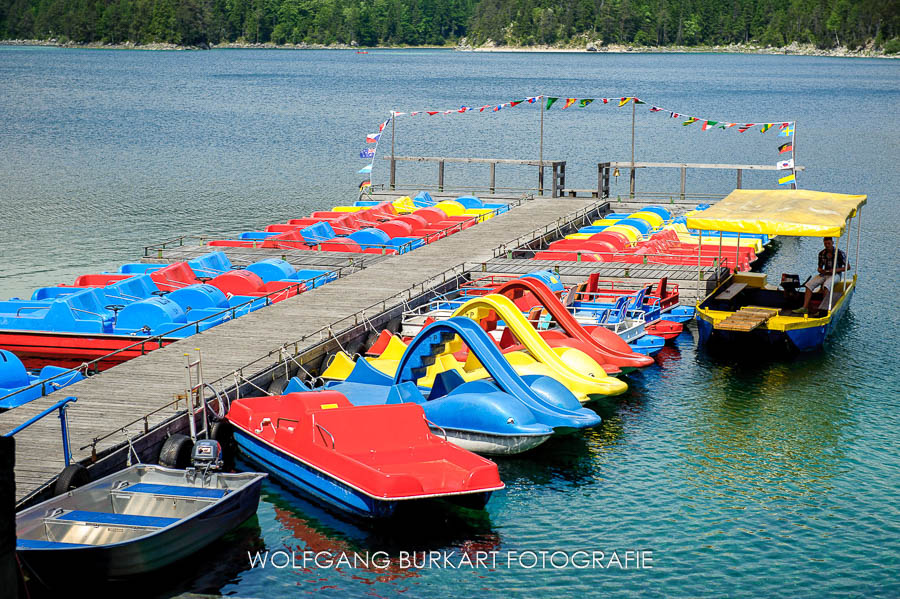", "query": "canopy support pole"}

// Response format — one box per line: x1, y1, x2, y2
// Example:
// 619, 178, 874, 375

855, 208, 862, 280
735, 233, 741, 272
828, 232, 840, 313
716, 231, 724, 286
